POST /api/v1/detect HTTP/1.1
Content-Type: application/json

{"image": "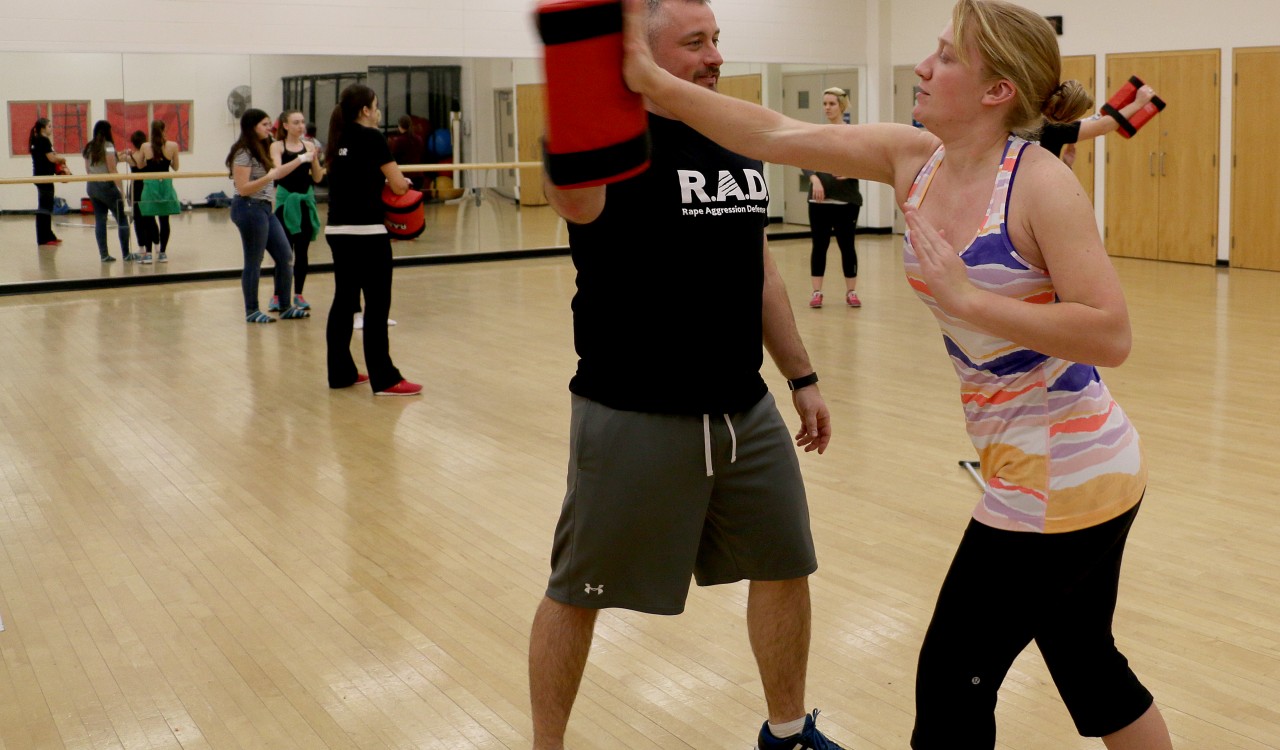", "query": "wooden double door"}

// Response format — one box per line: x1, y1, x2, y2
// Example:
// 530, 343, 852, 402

1230, 47, 1280, 271
1104, 50, 1220, 265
